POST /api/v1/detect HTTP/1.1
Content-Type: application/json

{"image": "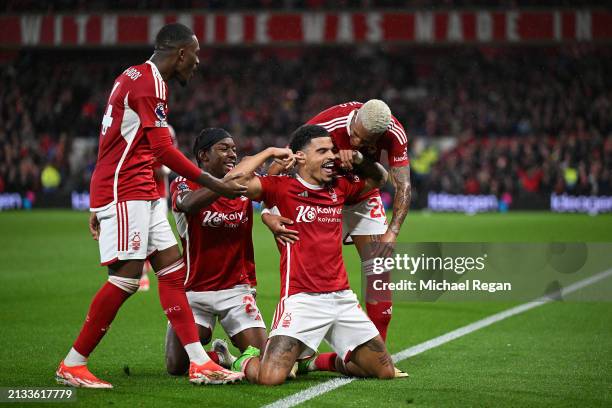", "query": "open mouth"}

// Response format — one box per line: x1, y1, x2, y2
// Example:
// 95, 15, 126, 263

321, 160, 335, 176
224, 161, 236, 170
